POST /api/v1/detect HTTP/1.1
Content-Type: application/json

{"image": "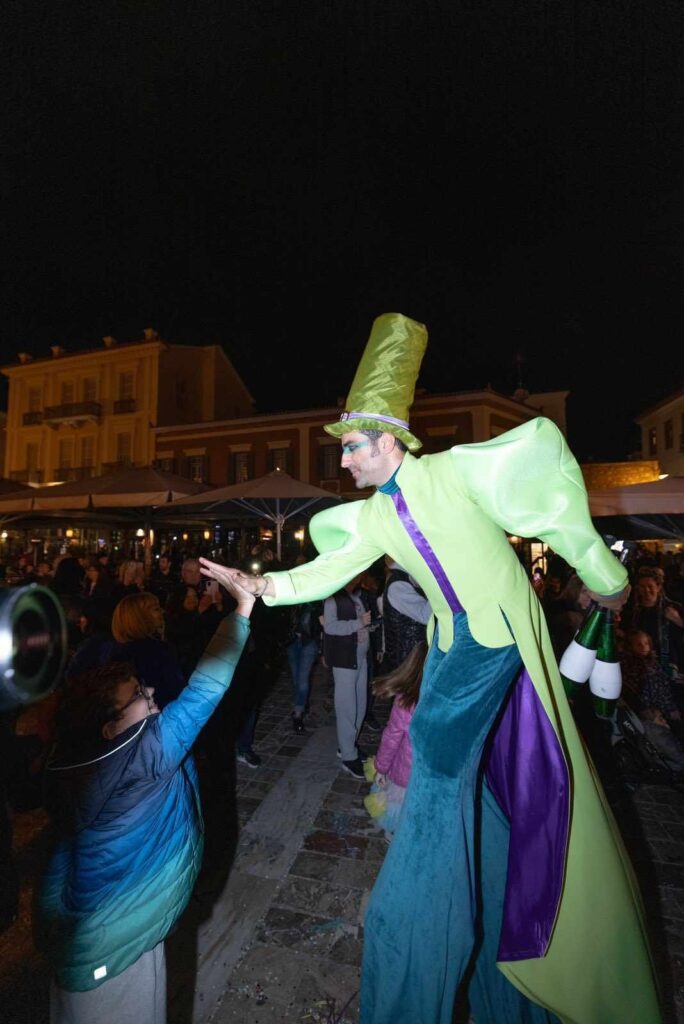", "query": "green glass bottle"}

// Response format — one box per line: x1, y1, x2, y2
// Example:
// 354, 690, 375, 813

558, 603, 603, 699
589, 610, 621, 718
